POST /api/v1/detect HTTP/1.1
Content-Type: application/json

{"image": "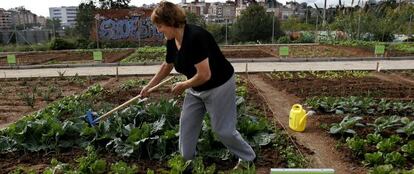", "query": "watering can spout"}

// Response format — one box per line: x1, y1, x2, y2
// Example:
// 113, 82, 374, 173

299, 110, 315, 128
